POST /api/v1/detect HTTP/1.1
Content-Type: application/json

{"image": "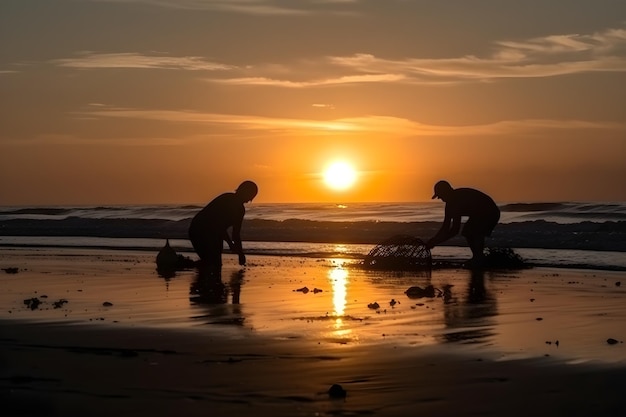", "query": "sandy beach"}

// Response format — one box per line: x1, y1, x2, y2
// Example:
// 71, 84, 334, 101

1, 247, 625, 416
